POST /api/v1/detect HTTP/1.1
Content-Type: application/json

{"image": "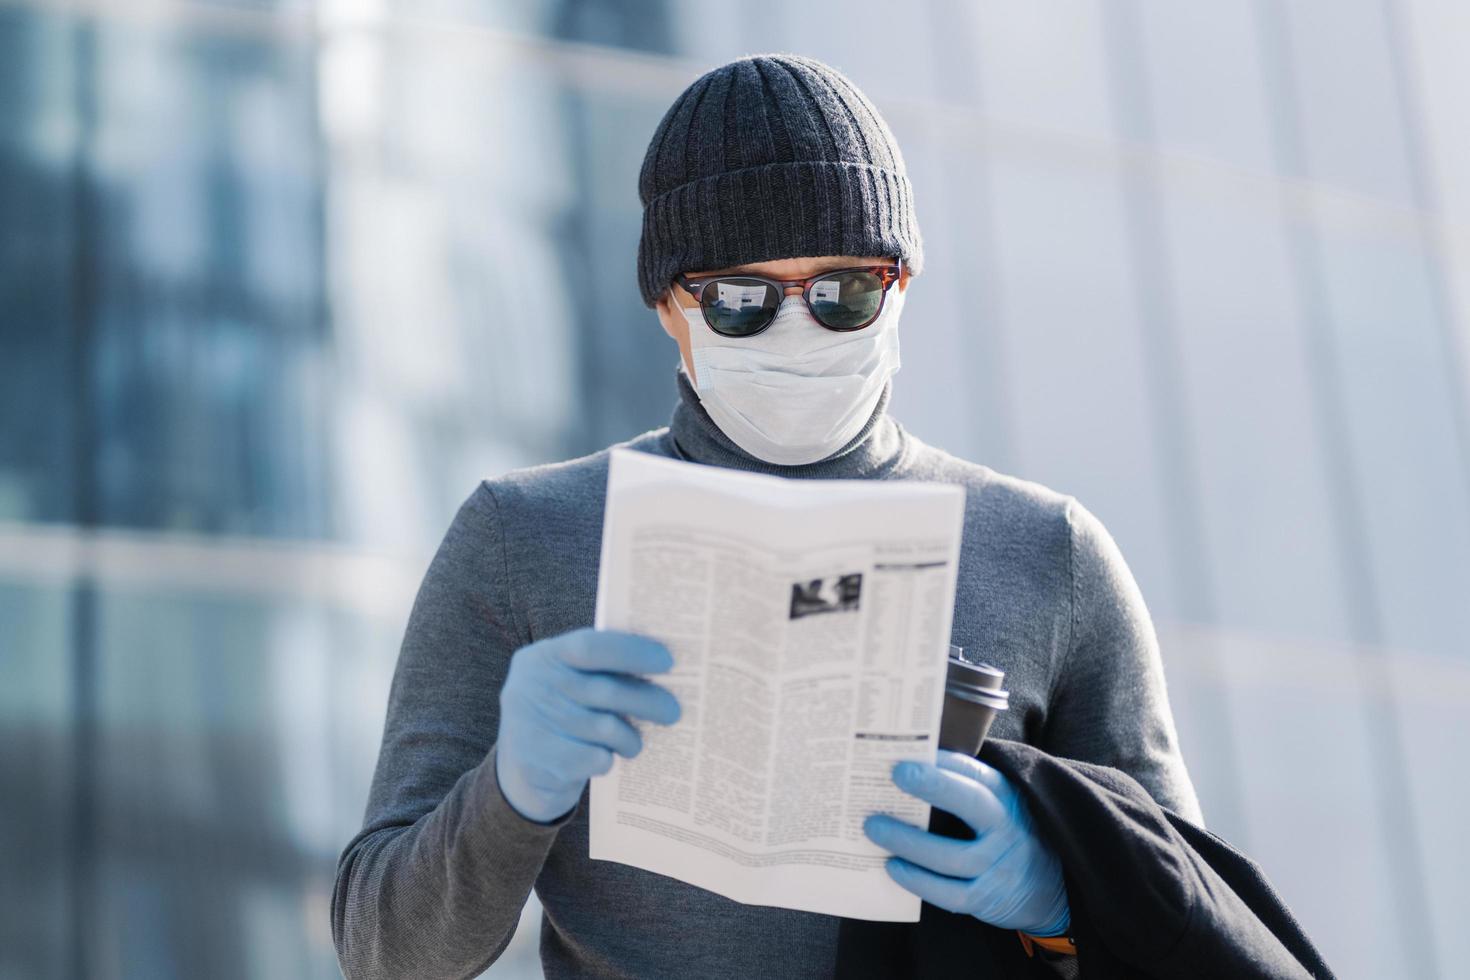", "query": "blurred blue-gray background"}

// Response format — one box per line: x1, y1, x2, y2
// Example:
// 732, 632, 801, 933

2, 1, 1468, 977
